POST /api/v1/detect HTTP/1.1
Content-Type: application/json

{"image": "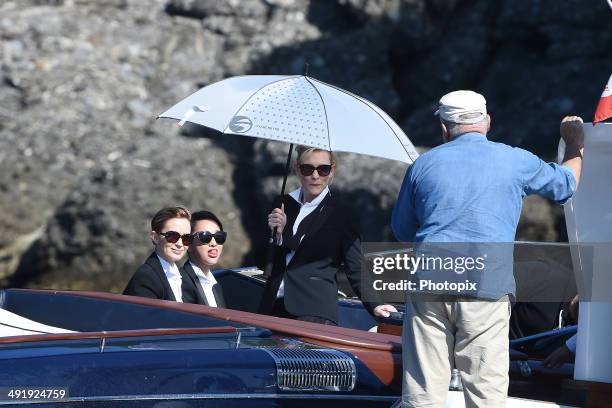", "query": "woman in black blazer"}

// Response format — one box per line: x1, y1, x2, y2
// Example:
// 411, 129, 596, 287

259, 146, 396, 325
123, 206, 198, 303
